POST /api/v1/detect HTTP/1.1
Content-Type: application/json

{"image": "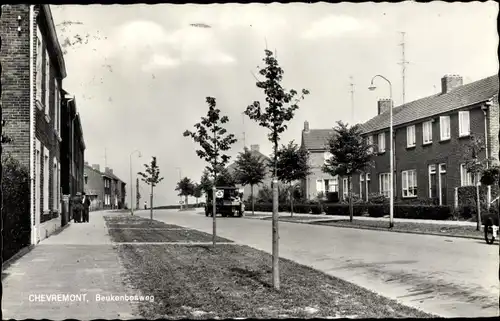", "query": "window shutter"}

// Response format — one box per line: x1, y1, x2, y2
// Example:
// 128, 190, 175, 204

316, 180, 323, 193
